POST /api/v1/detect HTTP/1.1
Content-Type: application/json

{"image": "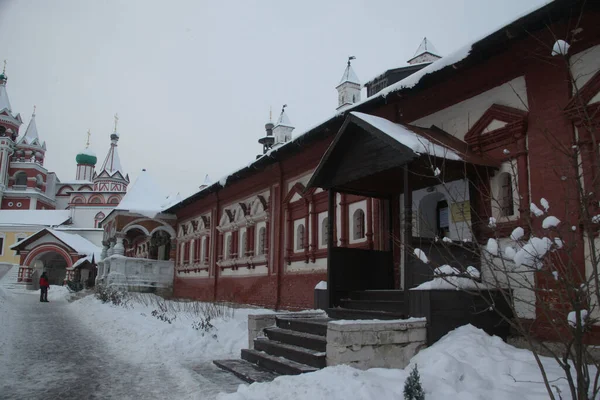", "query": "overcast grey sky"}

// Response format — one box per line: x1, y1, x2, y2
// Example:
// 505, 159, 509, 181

0, 0, 546, 198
